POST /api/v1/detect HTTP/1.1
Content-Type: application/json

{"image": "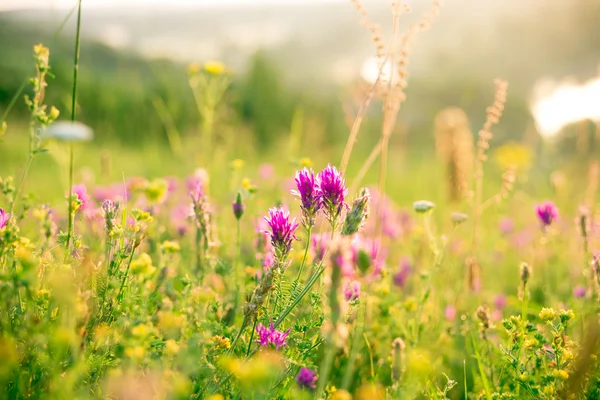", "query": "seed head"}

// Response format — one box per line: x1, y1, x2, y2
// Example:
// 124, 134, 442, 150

341, 188, 371, 236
